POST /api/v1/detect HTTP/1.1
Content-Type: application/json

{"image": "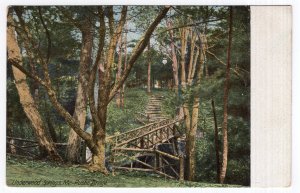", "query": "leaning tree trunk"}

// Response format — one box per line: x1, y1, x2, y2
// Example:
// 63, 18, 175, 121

66, 24, 93, 163
7, 14, 62, 162
220, 7, 233, 184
